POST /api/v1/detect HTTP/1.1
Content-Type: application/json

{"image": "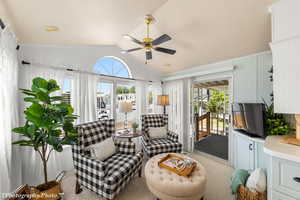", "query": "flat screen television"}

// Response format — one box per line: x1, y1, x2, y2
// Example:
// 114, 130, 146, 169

232, 103, 266, 138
